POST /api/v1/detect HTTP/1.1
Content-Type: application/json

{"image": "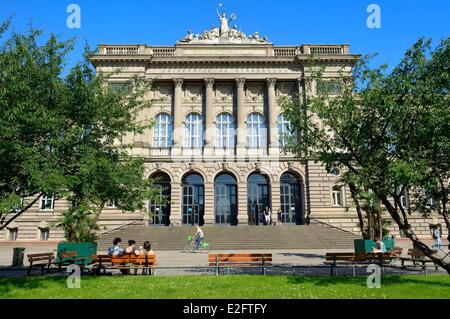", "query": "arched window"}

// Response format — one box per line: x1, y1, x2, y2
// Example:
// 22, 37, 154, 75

185, 113, 203, 148
277, 114, 296, 148
216, 113, 235, 148
153, 113, 173, 148
247, 113, 266, 148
